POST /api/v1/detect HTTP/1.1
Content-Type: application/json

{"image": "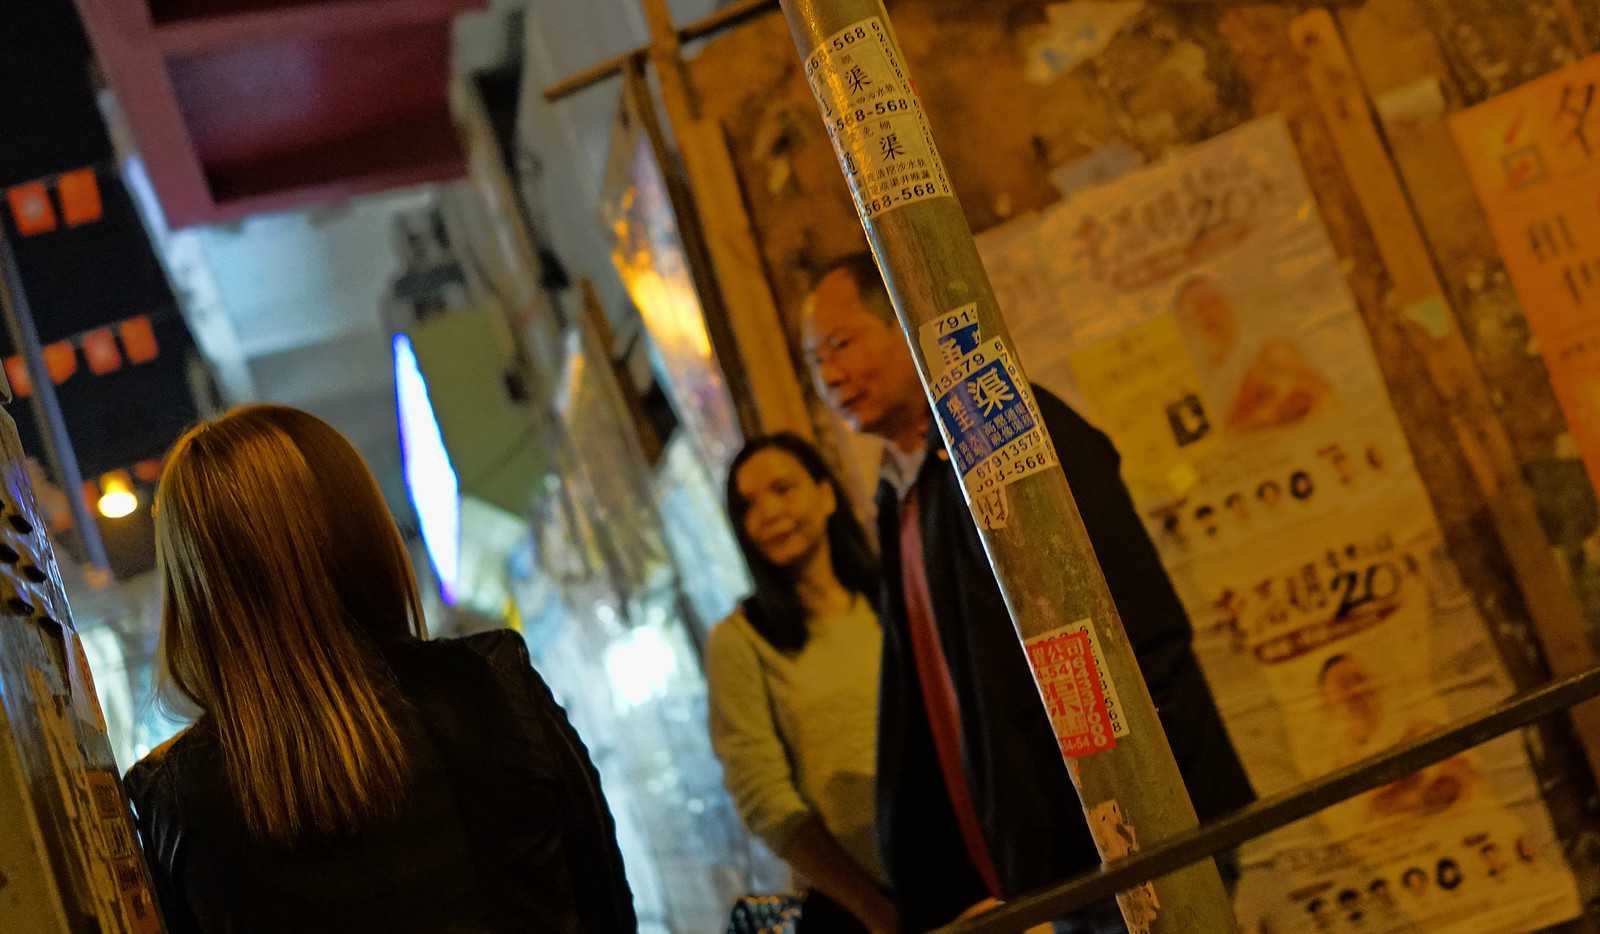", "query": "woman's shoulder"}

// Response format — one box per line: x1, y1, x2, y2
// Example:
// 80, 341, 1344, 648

707, 606, 764, 655
124, 724, 216, 822
706, 607, 771, 673
382, 630, 532, 687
